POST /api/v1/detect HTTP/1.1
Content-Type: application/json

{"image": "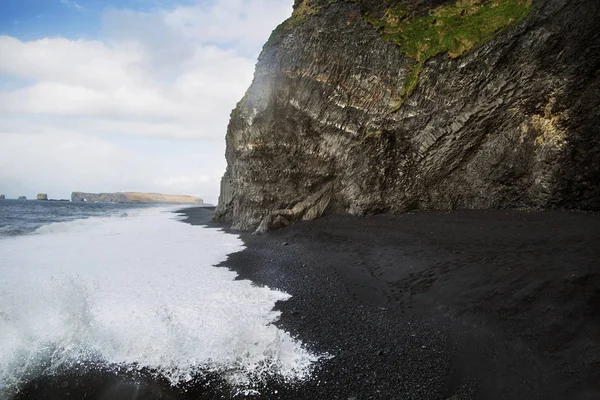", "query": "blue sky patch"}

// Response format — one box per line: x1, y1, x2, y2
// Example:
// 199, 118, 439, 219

0, 0, 201, 40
